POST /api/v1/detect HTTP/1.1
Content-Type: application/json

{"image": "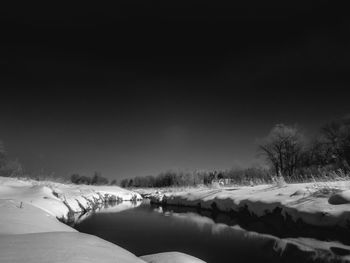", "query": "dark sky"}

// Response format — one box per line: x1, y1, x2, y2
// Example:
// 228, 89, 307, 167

1, 1, 350, 179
